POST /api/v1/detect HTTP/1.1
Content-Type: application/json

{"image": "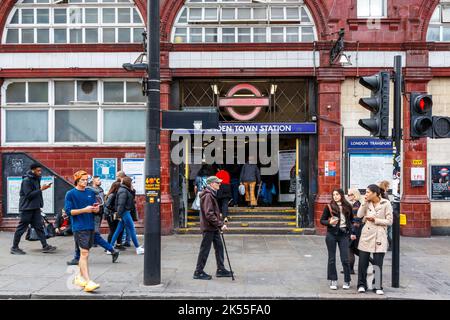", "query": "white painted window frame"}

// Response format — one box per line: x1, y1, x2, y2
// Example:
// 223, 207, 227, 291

356, 0, 388, 19
2, 1, 144, 44
171, 1, 316, 43
1, 79, 146, 146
